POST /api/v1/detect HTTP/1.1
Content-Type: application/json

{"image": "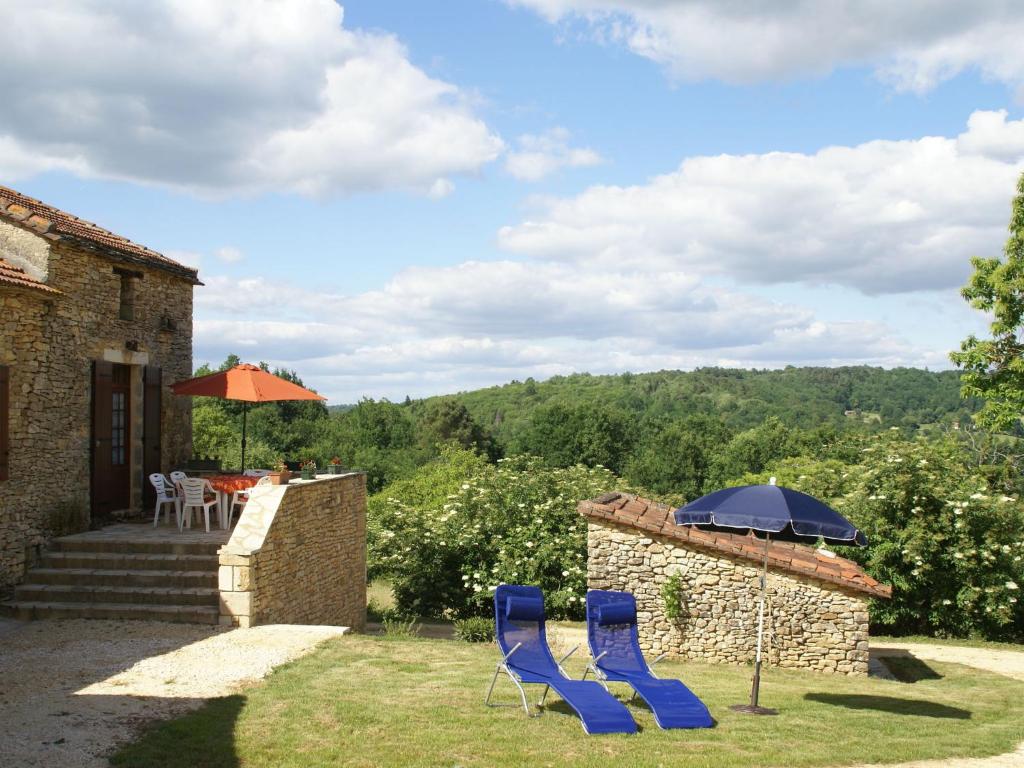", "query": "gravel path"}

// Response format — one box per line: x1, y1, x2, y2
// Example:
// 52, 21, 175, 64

872, 642, 1024, 682
0, 617, 347, 768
